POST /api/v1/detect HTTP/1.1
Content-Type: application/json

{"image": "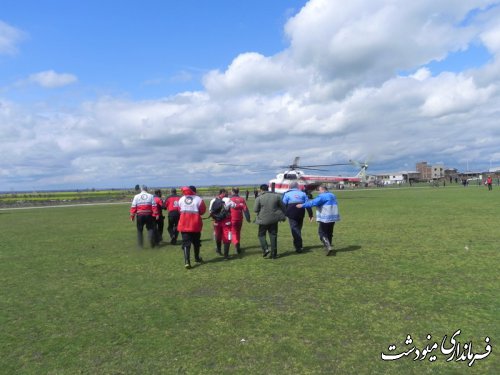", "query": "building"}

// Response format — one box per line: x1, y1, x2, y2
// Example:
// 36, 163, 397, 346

372, 171, 420, 185
431, 164, 445, 179
416, 162, 432, 180
416, 161, 445, 181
